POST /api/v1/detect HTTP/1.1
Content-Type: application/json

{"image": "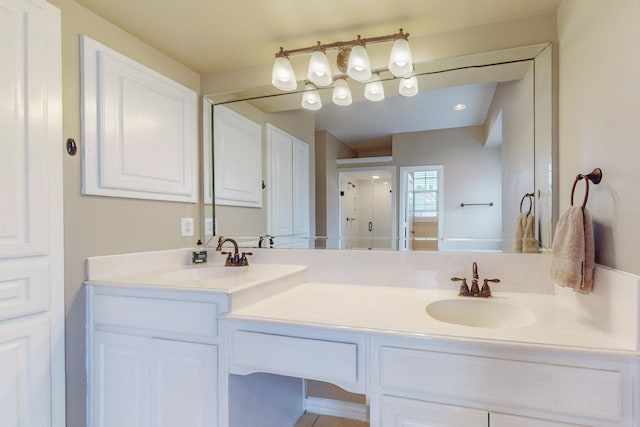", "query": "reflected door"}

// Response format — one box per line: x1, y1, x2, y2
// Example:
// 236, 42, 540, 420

340, 175, 393, 250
